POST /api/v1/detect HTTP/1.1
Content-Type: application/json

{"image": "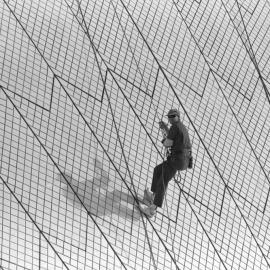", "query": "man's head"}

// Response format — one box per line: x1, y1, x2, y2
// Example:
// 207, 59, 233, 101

167, 109, 180, 124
